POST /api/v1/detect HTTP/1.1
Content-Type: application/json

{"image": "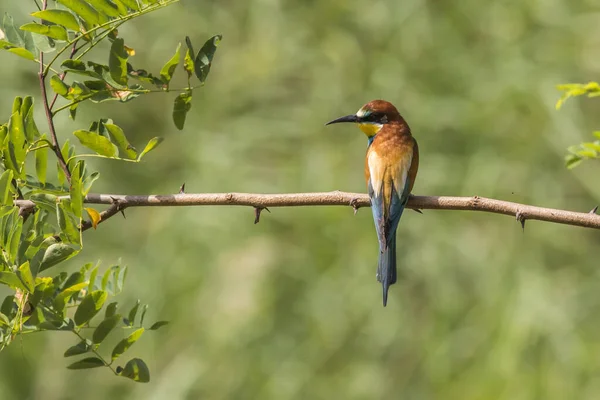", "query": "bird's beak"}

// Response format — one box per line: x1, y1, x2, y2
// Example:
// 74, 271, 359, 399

325, 114, 359, 126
